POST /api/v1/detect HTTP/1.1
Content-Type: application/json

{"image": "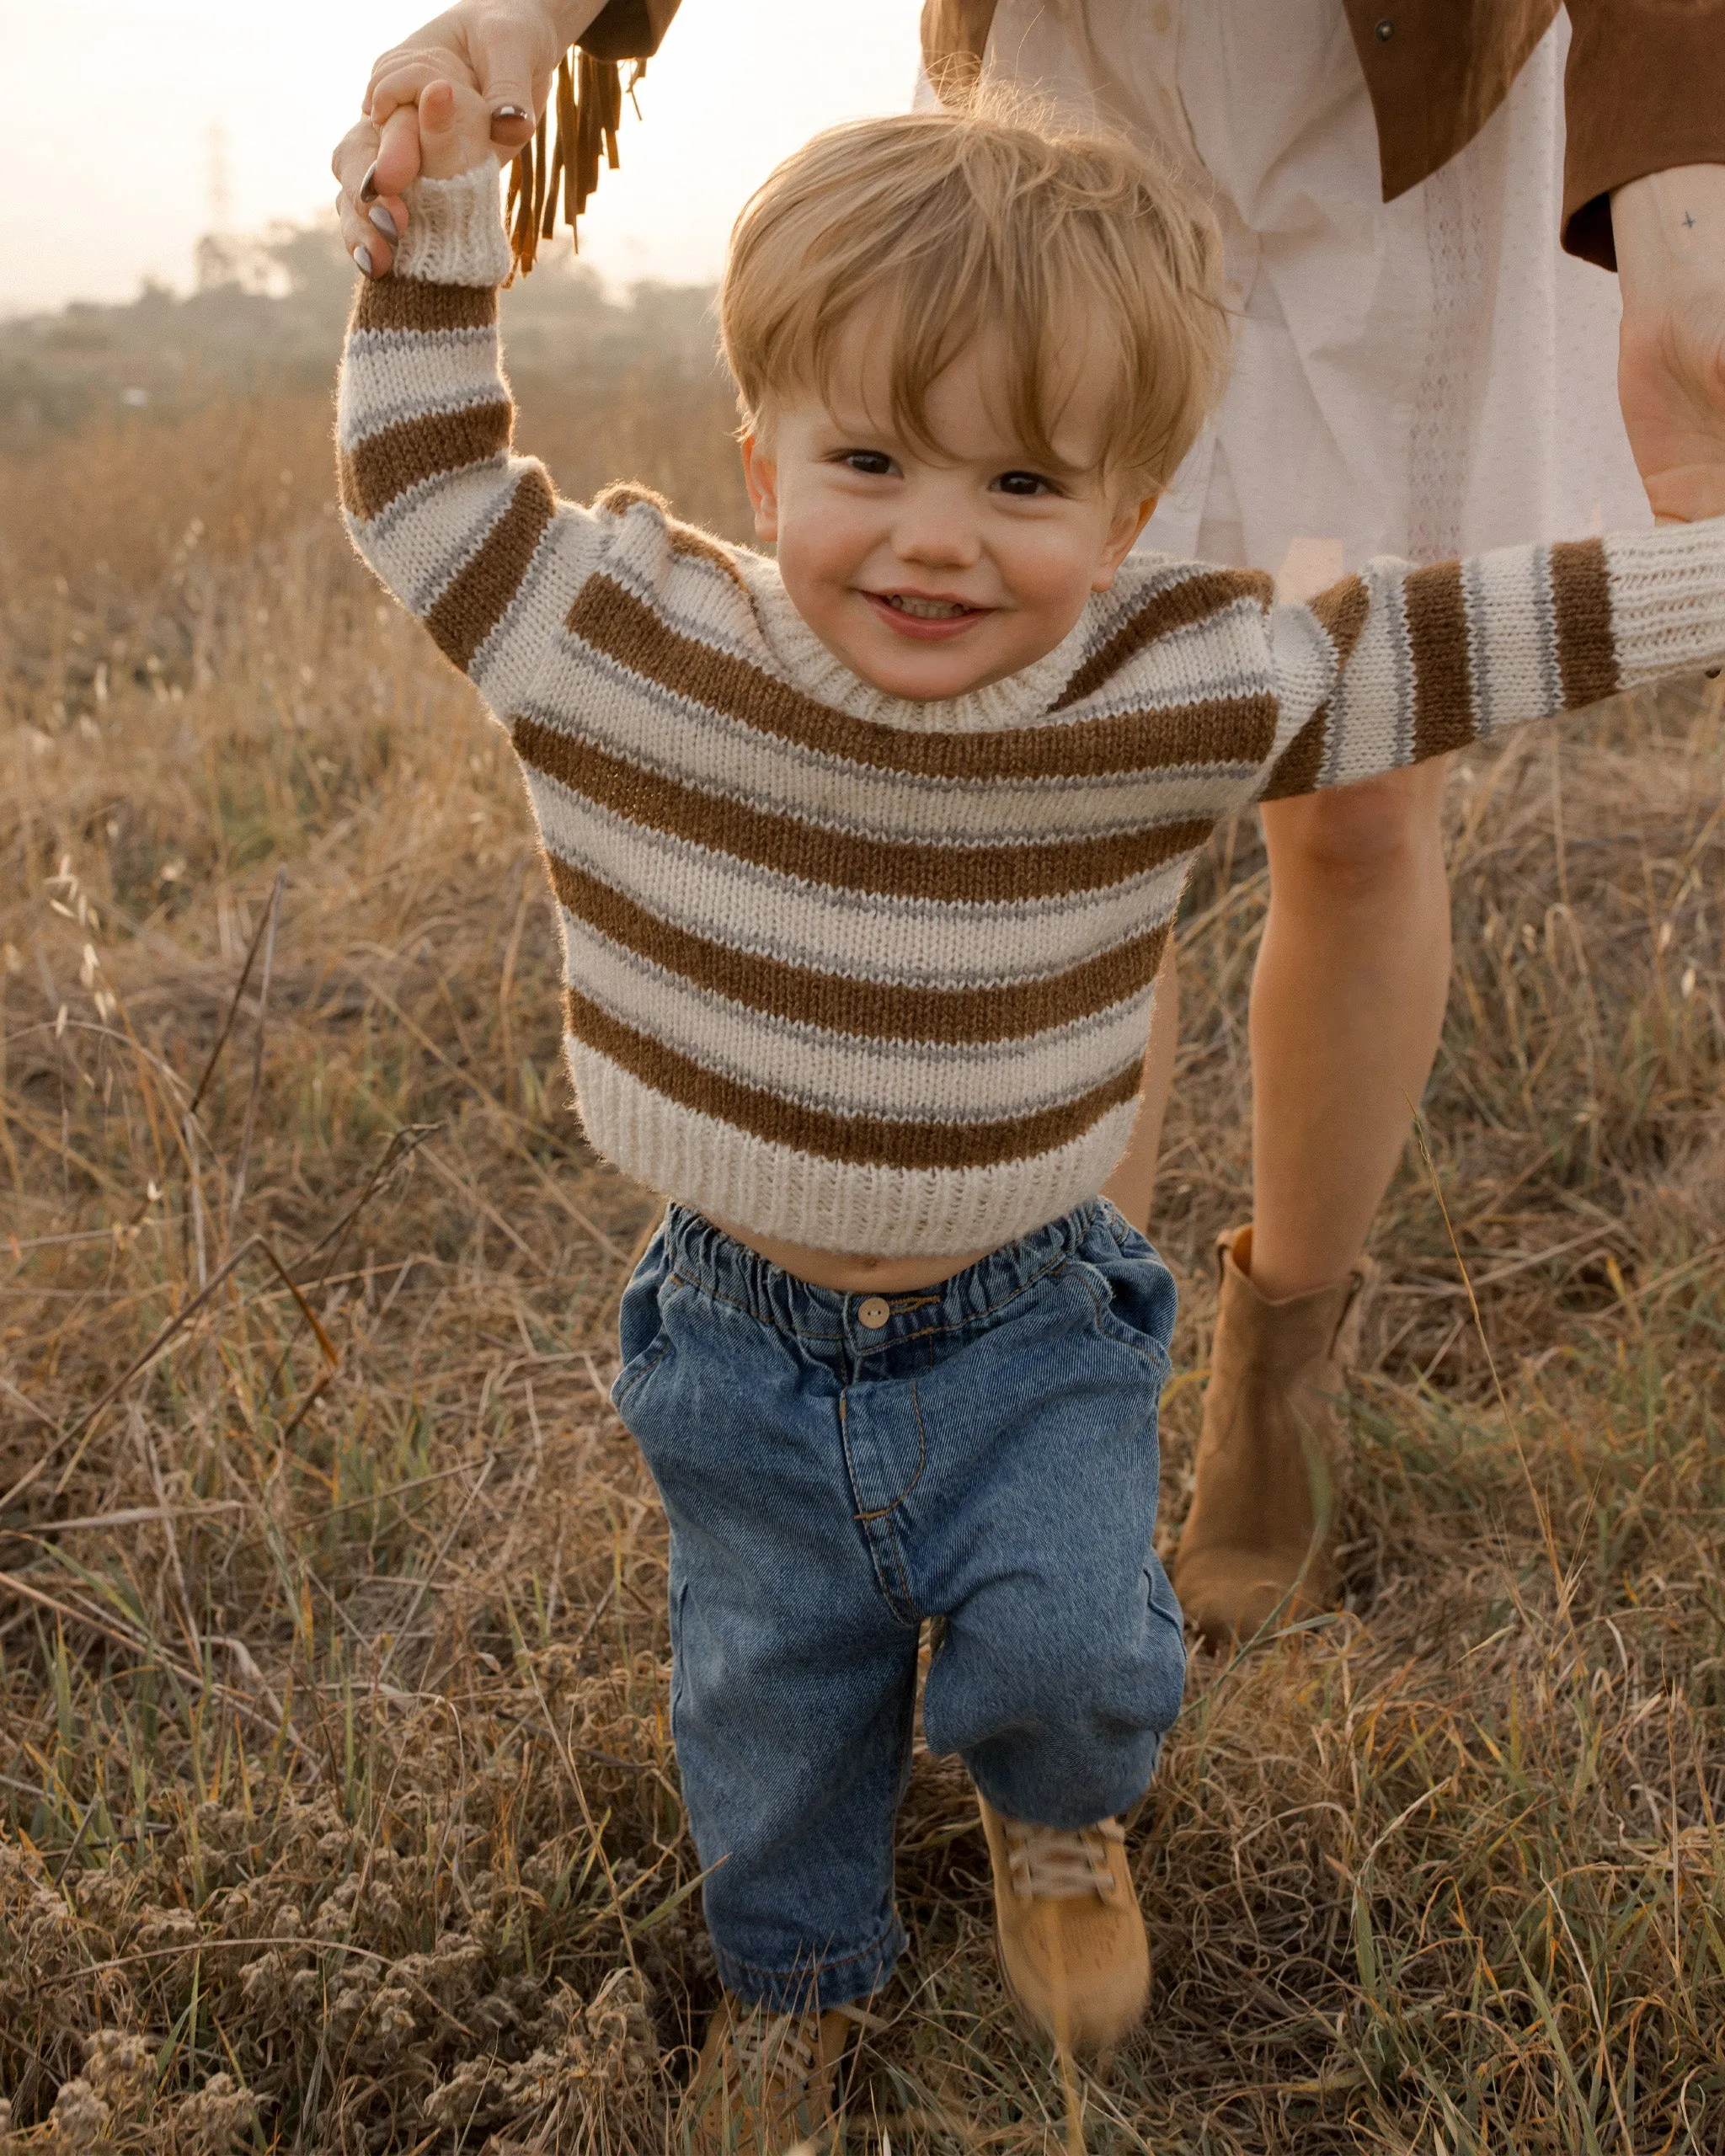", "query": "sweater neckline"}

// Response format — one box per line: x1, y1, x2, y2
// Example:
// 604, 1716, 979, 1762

734, 552, 1096, 734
